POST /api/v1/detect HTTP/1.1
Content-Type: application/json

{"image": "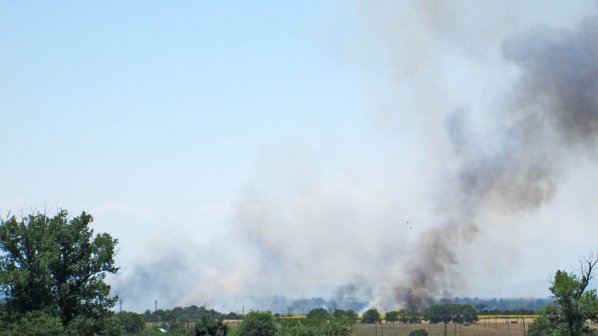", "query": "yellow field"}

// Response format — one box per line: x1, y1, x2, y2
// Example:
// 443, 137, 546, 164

478, 315, 539, 319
